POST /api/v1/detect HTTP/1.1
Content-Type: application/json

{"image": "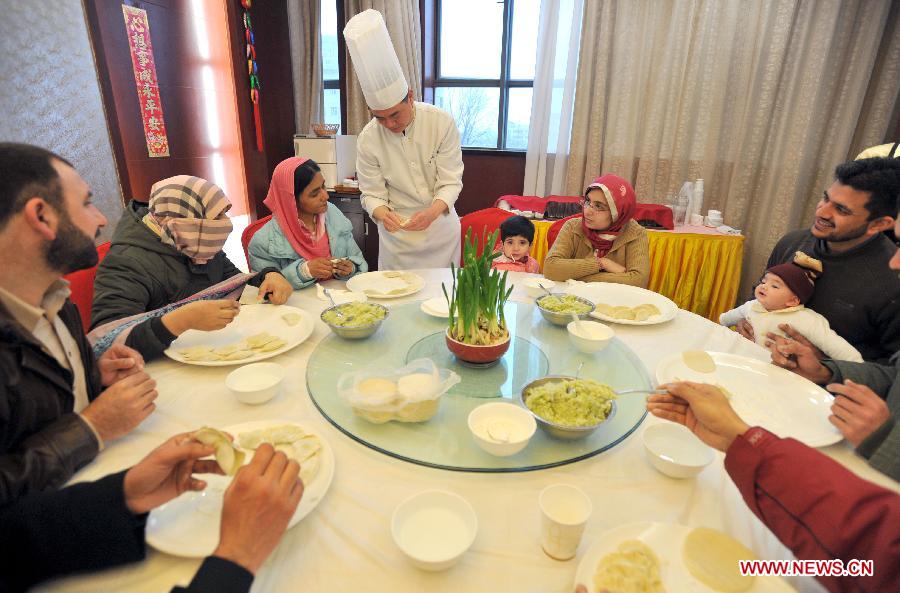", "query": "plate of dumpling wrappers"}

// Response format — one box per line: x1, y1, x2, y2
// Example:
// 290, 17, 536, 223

147, 421, 334, 557
562, 281, 678, 325
574, 522, 793, 593
164, 304, 314, 366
